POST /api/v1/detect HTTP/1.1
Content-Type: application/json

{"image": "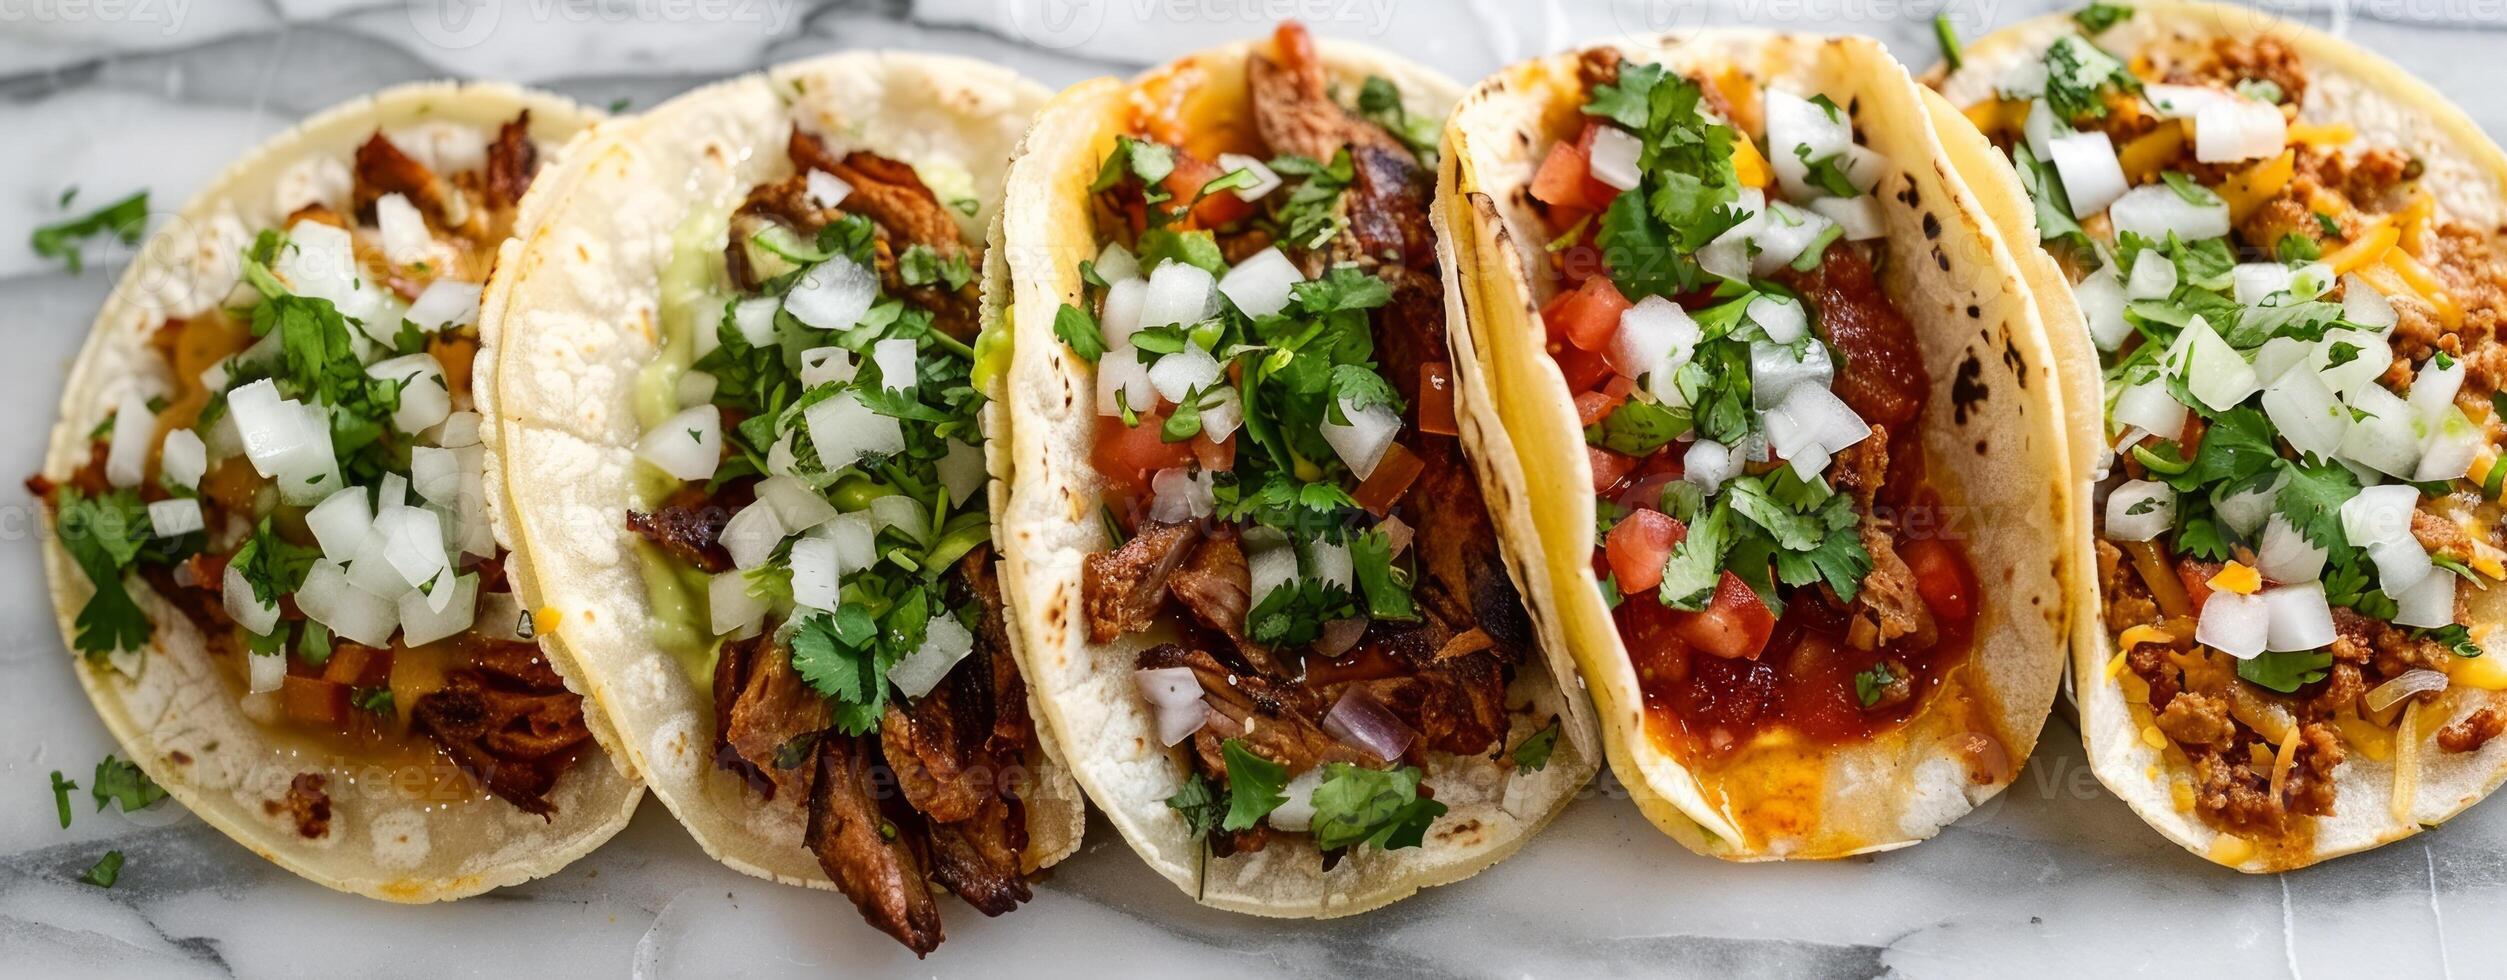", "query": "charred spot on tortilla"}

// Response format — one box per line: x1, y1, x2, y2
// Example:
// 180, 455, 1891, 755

1951, 354, 1988, 425
1922, 213, 1942, 239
